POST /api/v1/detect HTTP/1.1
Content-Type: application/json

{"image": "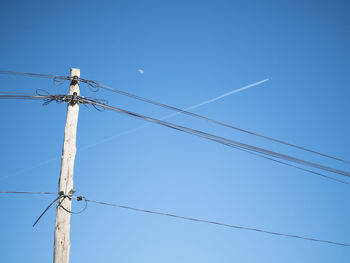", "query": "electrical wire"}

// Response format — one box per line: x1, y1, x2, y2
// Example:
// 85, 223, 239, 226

0, 70, 69, 82
229, 145, 350, 186
0, 80, 266, 181
89, 100, 350, 180
1, 190, 348, 247
0, 91, 36, 95
32, 195, 61, 227
32, 194, 87, 227
86, 198, 350, 247
0, 94, 47, 100
91, 81, 350, 165
0, 92, 106, 110
0, 191, 56, 195
1, 90, 349, 185
0, 71, 348, 248
0, 69, 348, 165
